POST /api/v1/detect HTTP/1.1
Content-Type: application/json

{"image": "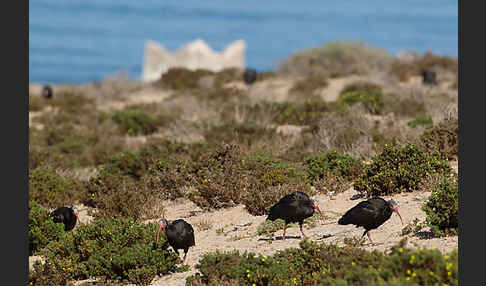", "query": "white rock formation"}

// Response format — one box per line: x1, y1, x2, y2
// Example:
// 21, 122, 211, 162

141, 39, 246, 82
